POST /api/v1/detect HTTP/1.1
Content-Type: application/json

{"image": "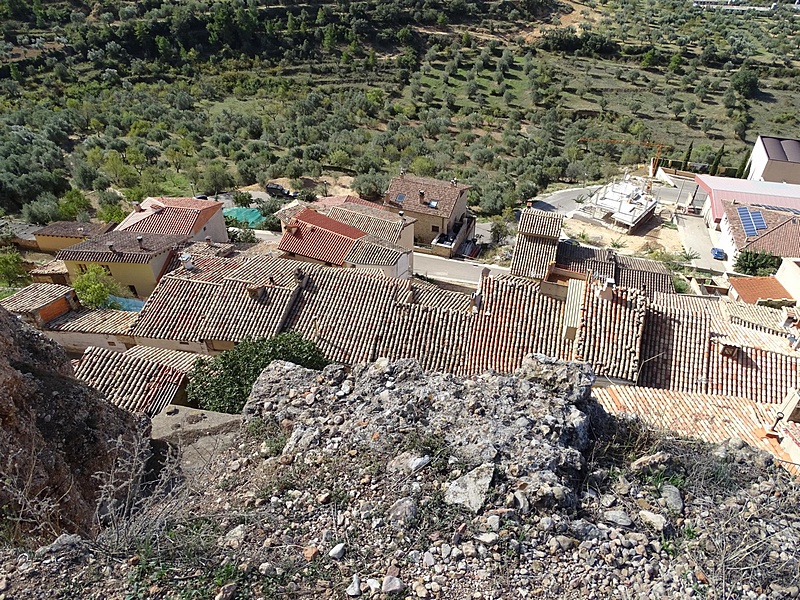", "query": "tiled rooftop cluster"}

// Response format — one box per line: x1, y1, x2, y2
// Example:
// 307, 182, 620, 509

128, 256, 620, 377
278, 207, 408, 267
639, 292, 800, 404
555, 244, 675, 298
594, 386, 799, 474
